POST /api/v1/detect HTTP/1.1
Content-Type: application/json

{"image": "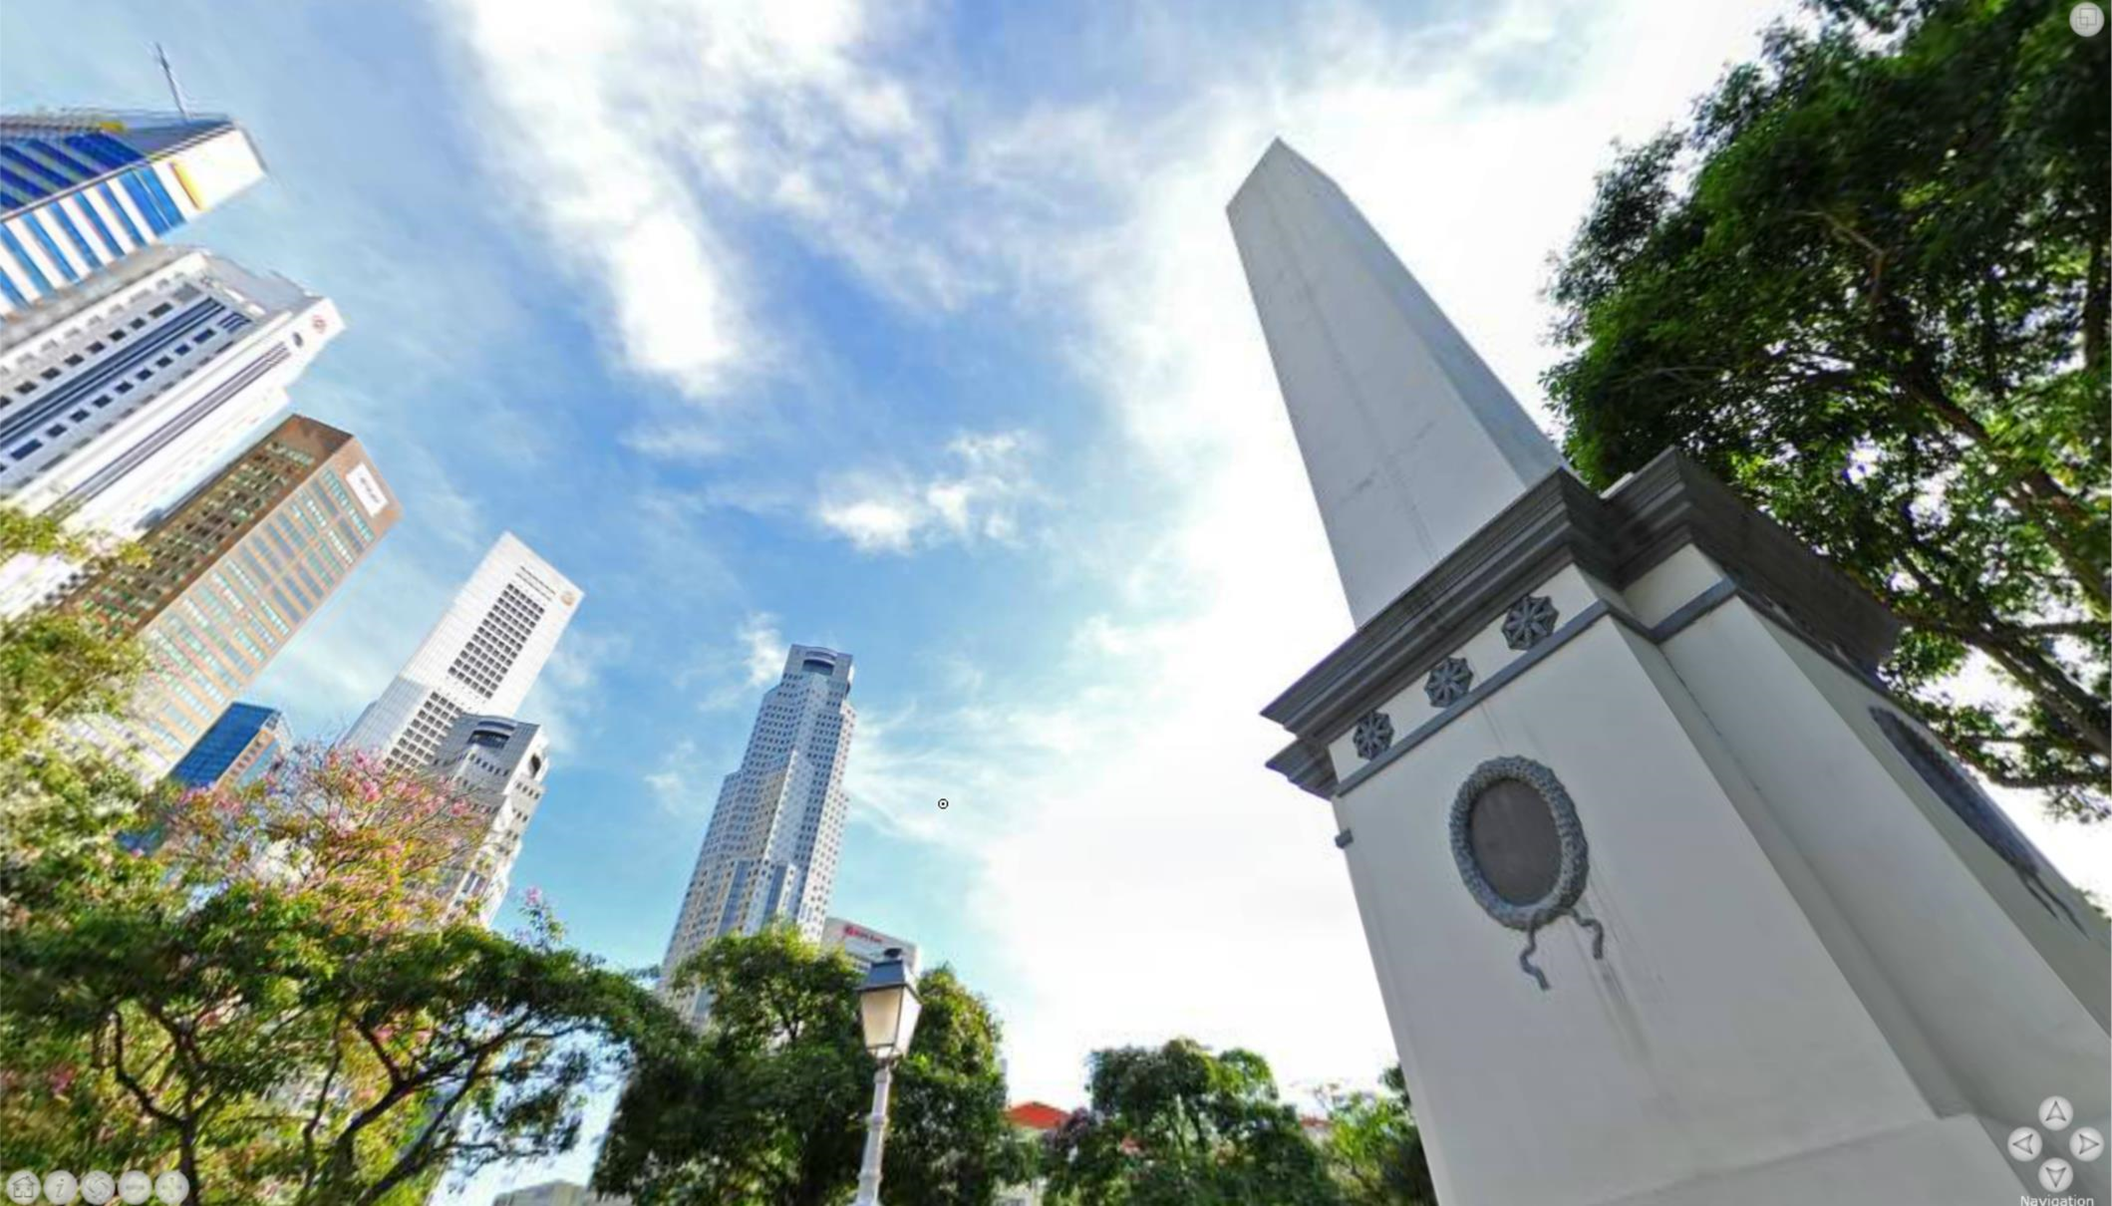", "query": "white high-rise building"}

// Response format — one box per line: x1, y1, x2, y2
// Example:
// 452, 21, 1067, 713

0, 245, 340, 614
429, 714, 549, 925
661, 645, 857, 1025
341, 532, 580, 771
